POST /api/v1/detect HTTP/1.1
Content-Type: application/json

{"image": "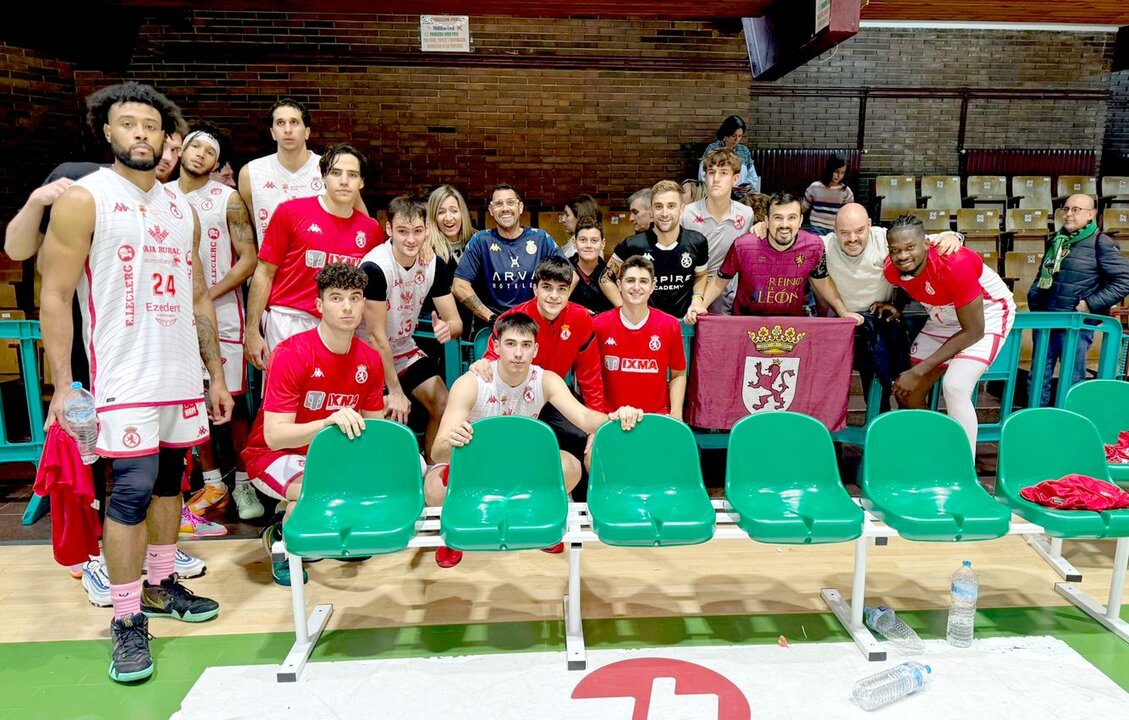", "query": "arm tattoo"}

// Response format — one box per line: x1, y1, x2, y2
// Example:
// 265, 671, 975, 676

462, 292, 492, 319
227, 198, 255, 252
196, 313, 222, 366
